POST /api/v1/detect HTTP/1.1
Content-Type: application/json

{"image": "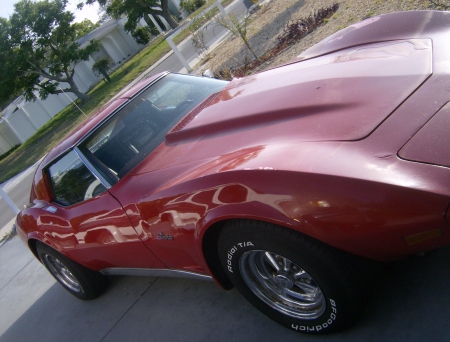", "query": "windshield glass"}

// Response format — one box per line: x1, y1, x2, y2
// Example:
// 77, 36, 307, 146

79, 74, 228, 184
